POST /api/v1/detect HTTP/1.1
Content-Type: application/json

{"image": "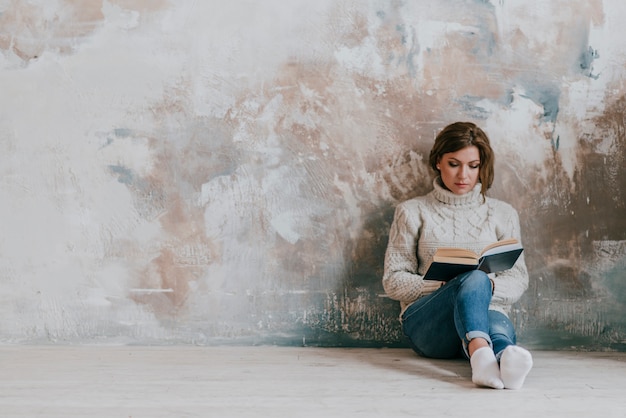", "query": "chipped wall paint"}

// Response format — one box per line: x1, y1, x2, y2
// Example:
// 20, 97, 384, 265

0, 0, 624, 350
